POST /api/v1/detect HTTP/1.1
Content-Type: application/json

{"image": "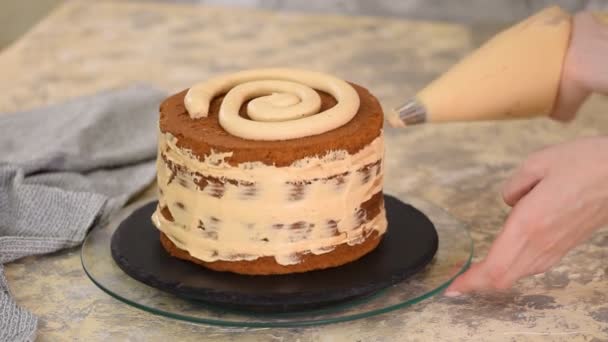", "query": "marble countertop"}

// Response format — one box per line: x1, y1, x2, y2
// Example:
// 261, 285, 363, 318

2, 1, 608, 340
